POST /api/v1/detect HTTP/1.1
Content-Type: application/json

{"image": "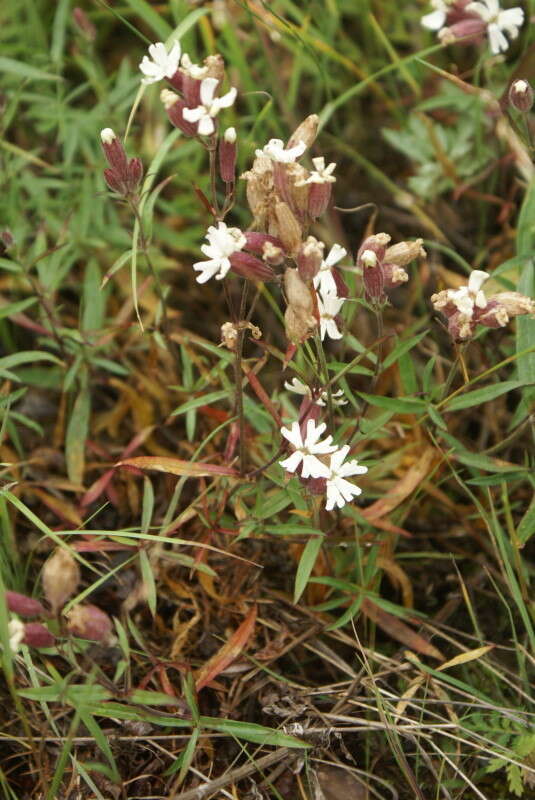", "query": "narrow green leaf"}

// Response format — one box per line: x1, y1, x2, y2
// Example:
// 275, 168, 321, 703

445, 381, 523, 412
0, 57, 62, 82
141, 476, 154, 536
358, 392, 426, 413
517, 495, 535, 546
172, 390, 229, 416
294, 535, 323, 603
139, 549, 157, 616
382, 331, 428, 369
122, 0, 172, 39
0, 297, 37, 320
66, 383, 91, 485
